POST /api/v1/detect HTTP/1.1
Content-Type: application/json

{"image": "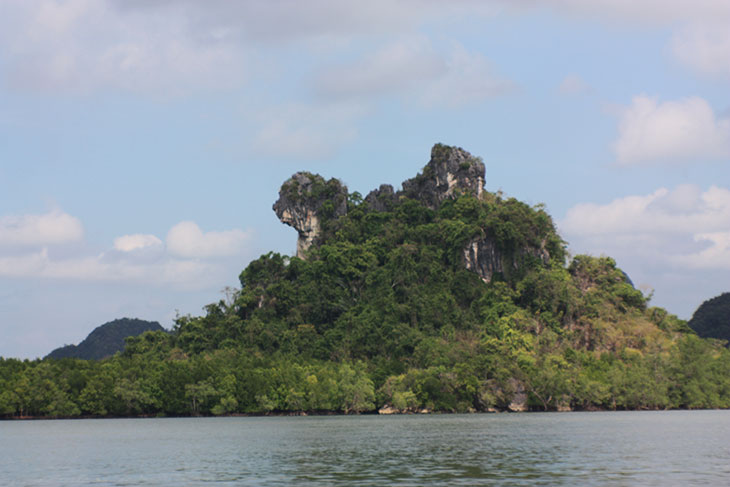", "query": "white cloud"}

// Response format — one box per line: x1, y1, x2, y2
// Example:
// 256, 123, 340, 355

0, 247, 216, 288
0, 248, 49, 277
672, 23, 730, 79
109, 0, 497, 43
613, 95, 730, 165
113, 234, 163, 252
166, 221, 251, 259
680, 232, 730, 270
506, 0, 730, 25
561, 184, 730, 315
316, 39, 513, 108
0, 0, 247, 94
0, 210, 83, 247
561, 184, 730, 269
0, 0, 500, 95
2, 0, 729, 95
0, 211, 254, 289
